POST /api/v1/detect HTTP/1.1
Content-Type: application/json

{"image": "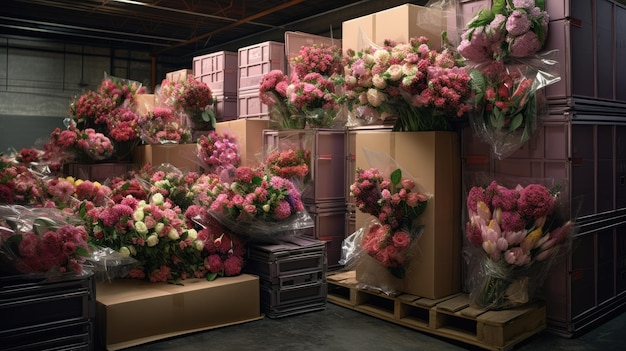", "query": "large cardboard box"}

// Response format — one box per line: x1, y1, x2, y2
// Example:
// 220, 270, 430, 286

133, 143, 200, 173
96, 275, 262, 350
166, 68, 193, 82
354, 131, 461, 299
341, 4, 448, 52
215, 119, 271, 167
